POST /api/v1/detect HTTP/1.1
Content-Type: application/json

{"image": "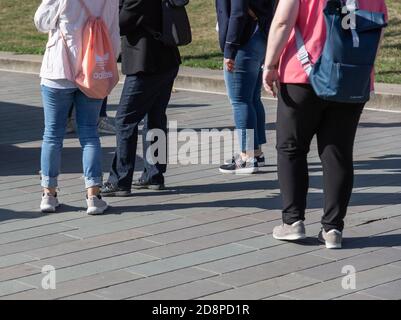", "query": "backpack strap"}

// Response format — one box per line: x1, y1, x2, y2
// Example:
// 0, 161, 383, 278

345, 0, 360, 48
345, 0, 359, 11
60, 30, 77, 81
294, 27, 312, 76
77, 0, 92, 17
100, 0, 108, 16
294, 0, 360, 77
